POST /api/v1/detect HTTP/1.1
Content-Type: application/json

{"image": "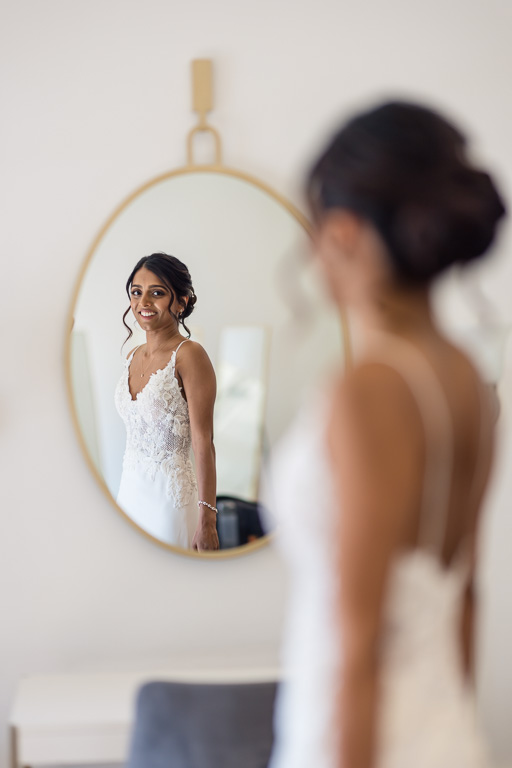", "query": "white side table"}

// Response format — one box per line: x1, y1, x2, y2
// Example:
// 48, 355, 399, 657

9, 666, 280, 767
